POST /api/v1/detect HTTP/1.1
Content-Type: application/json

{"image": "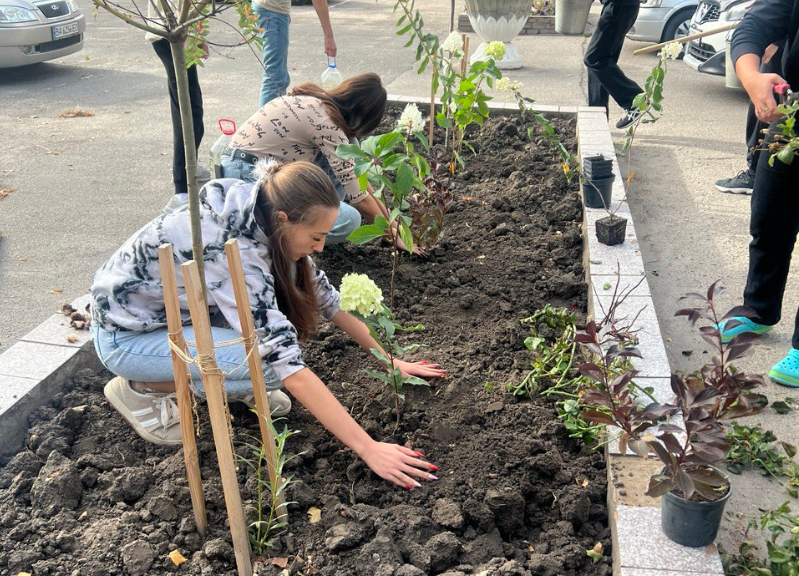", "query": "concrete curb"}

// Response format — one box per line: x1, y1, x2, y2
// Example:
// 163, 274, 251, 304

577, 107, 725, 575
0, 293, 103, 461
0, 101, 724, 574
